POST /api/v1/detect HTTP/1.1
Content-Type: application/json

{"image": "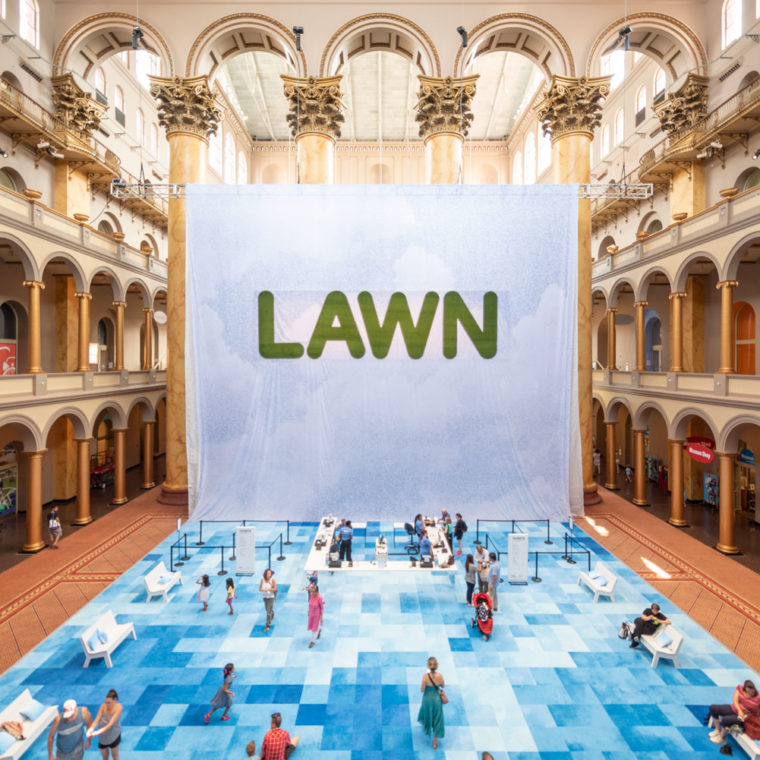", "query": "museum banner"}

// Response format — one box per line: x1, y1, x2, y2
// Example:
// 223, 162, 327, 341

186, 185, 580, 522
